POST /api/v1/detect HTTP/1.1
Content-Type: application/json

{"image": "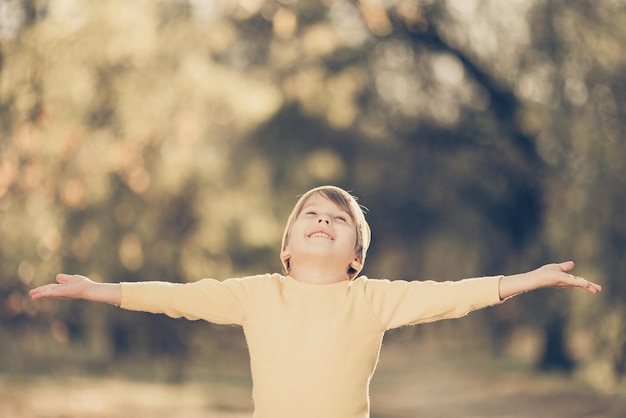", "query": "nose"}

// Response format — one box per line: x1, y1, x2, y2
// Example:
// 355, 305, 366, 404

317, 214, 331, 225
